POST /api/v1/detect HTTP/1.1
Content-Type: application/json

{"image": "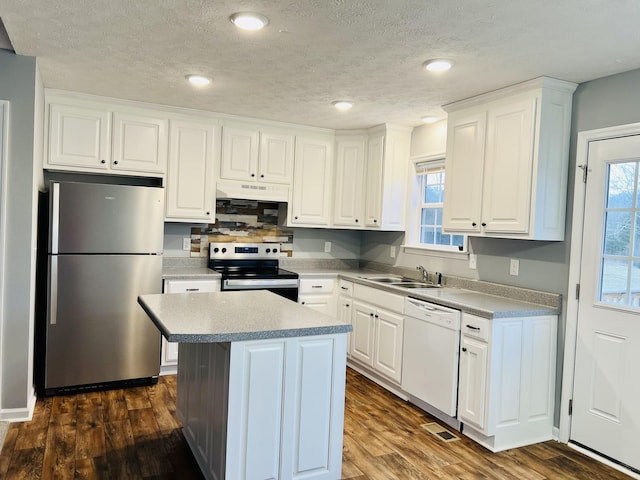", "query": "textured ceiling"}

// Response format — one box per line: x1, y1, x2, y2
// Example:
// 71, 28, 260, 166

2, 1, 640, 129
